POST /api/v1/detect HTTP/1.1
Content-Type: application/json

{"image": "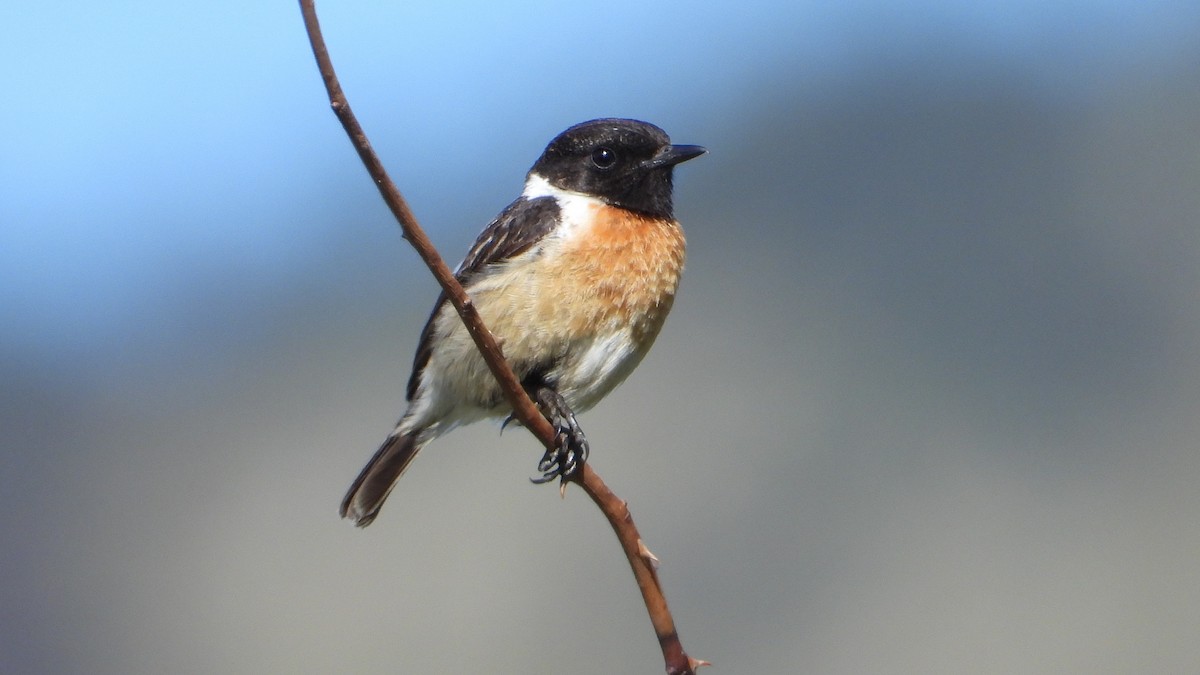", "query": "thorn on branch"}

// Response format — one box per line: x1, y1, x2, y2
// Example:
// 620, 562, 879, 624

638, 539, 660, 570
